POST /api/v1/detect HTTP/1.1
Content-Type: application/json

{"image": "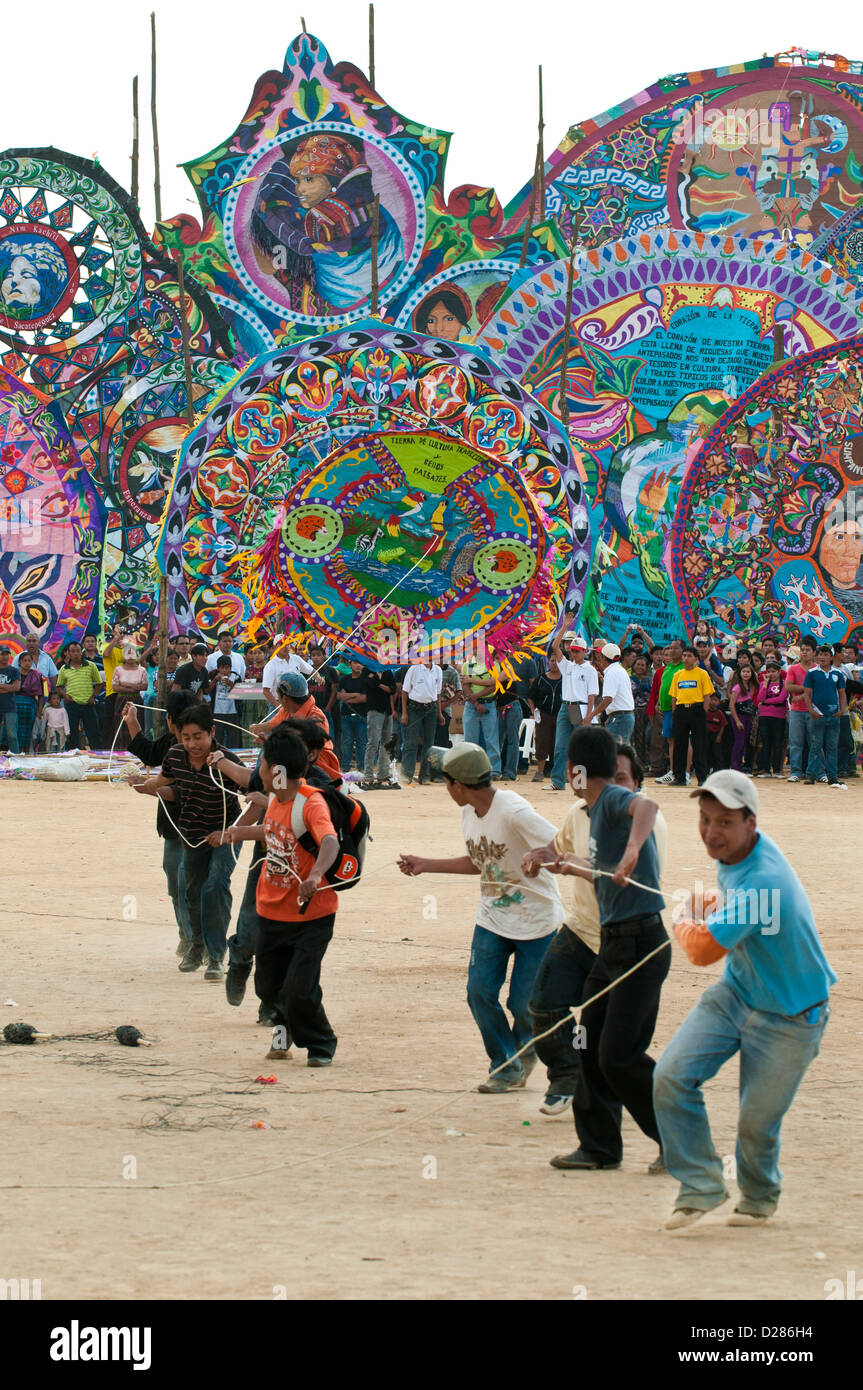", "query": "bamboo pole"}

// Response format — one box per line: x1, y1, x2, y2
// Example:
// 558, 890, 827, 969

519, 67, 546, 269
773, 321, 786, 364
370, 193, 380, 314
174, 250, 195, 428
131, 76, 140, 204
369, 3, 375, 88
155, 574, 170, 735
150, 12, 162, 223
558, 217, 580, 432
